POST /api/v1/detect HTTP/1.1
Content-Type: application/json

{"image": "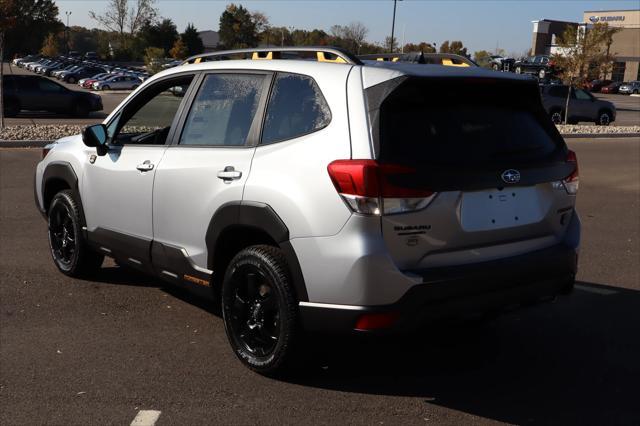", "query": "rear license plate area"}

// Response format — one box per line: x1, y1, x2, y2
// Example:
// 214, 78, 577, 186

460, 187, 544, 231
